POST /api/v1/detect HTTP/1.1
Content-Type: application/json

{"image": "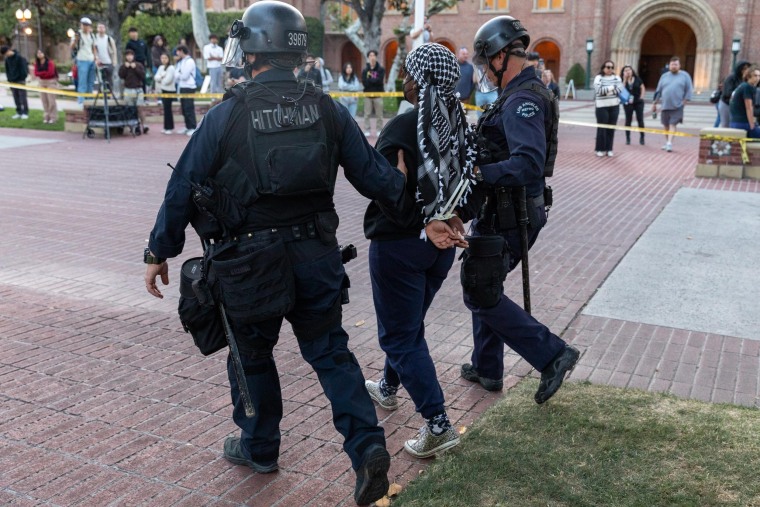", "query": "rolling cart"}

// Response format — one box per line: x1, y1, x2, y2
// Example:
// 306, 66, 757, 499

83, 67, 140, 141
